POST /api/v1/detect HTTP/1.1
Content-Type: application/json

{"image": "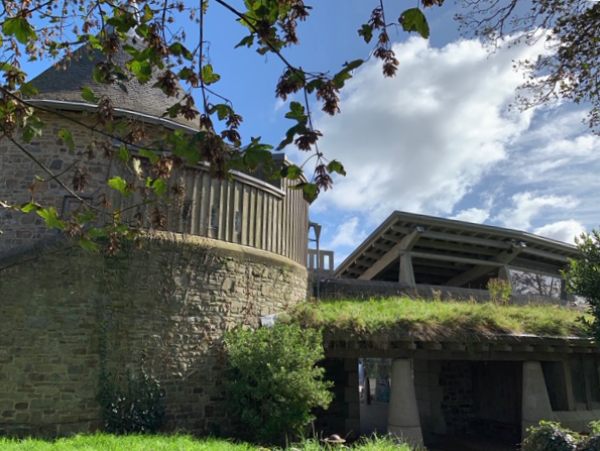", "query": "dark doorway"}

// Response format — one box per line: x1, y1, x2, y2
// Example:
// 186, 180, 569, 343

425, 360, 522, 450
